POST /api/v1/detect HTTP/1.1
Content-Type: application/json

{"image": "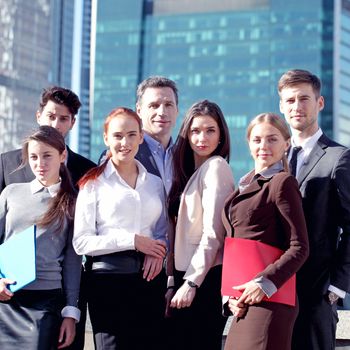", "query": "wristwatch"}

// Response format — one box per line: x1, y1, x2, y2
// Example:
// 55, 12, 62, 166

328, 291, 339, 305
187, 280, 198, 288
